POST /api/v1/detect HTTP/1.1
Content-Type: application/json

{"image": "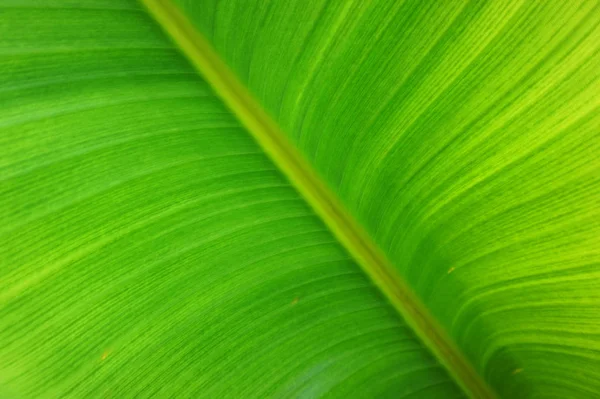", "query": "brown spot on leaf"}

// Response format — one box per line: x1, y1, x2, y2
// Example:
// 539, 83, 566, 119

447, 267, 455, 274
512, 368, 524, 375
291, 297, 299, 305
